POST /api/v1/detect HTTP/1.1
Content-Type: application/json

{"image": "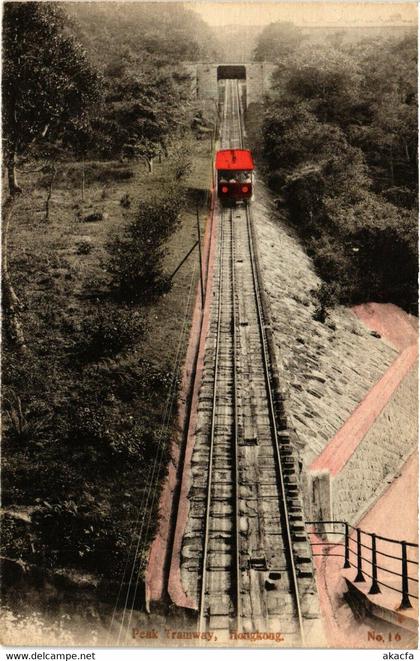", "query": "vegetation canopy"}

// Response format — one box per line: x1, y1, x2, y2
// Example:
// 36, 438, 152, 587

257, 32, 418, 313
